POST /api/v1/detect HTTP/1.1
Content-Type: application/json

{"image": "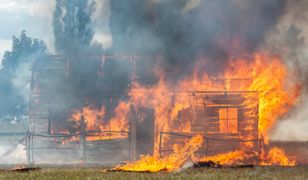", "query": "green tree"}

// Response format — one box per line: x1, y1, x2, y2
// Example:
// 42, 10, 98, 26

0, 31, 46, 117
53, 0, 96, 55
